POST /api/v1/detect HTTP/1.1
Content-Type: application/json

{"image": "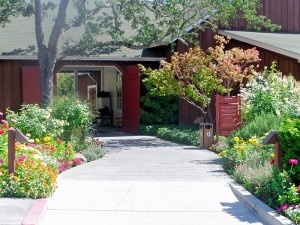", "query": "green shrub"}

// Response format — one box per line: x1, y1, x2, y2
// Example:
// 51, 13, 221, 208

49, 95, 94, 151
230, 112, 283, 146
137, 125, 164, 136
233, 160, 278, 207
6, 104, 65, 140
138, 125, 199, 146
157, 126, 199, 146
80, 139, 105, 162
278, 117, 300, 184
